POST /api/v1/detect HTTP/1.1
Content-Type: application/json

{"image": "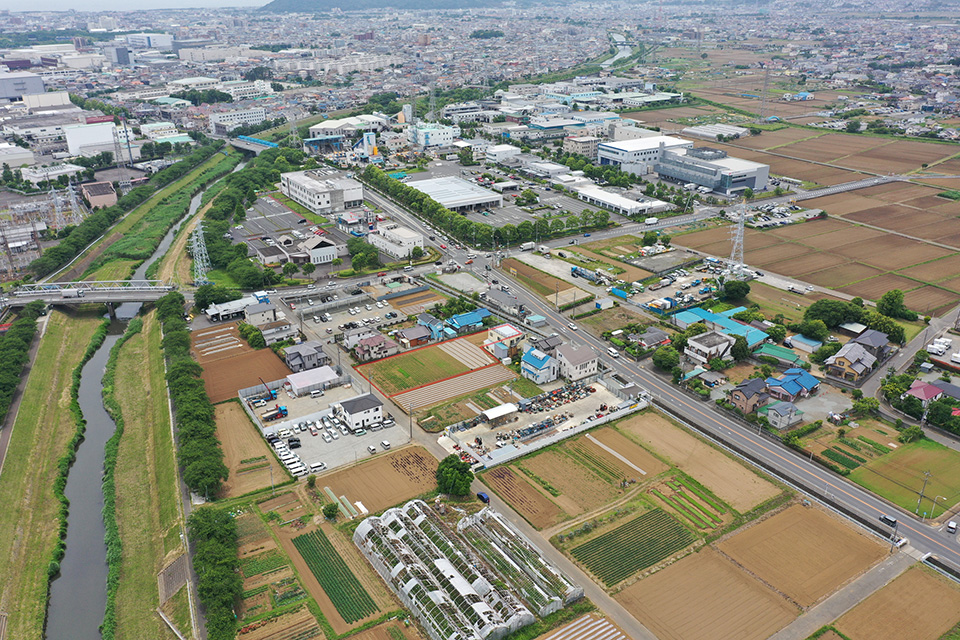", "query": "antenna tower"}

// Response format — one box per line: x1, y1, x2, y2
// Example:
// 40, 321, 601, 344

728, 198, 747, 279
288, 116, 301, 150
191, 222, 212, 286
48, 172, 68, 231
